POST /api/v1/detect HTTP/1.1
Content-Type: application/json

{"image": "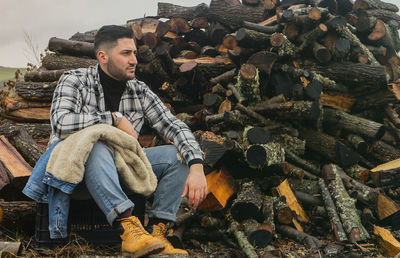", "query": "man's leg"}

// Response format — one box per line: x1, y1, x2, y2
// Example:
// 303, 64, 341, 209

143, 145, 189, 222
83, 141, 165, 257
83, 141, 134, 224
143, 145, 189, 256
